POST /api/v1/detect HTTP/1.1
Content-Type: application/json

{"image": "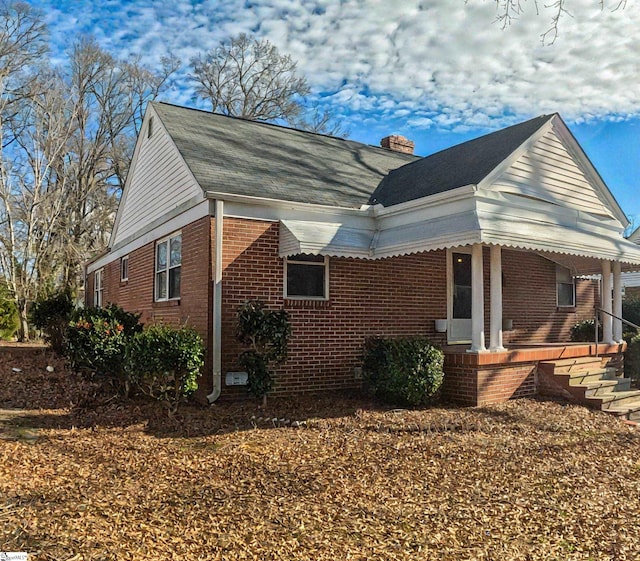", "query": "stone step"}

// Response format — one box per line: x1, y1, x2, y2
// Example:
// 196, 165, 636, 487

586, 390, 640, 411
539, 357, 604, 374
562, 367, 619, 386
575, 378, 631, 397
602, 399, 640, 422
